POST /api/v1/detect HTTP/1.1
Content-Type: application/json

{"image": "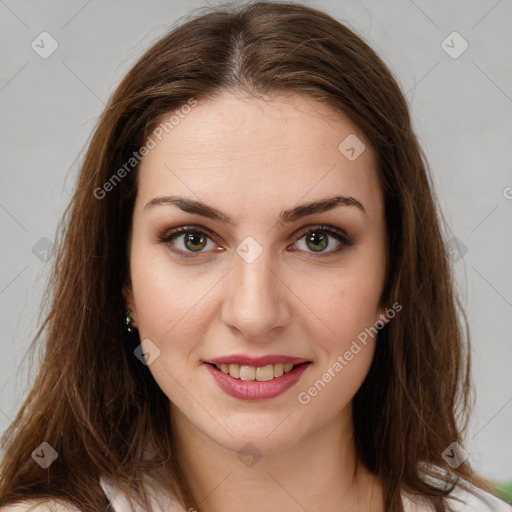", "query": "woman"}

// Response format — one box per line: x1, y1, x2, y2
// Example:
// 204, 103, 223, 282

0, 2, 510, 511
